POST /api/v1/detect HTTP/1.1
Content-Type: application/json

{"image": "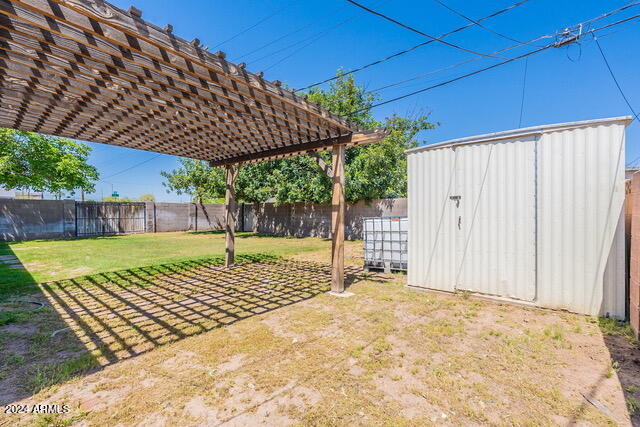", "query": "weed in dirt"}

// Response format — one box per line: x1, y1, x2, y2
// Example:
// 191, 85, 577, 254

626, 385, 638, 393
597, 317, 638, 345
28, 333, 53, 356
33, 413, 85, 427
483, 329, 502, 338
418, 318, 464, 341
0, 307, 35, 326
288, 308, 332, 334
463, 310, 478, 318
24, 353, 99, 393
0, 351, 25, 380
544, 326, 564, 341
458, 290, 472, 299
360, 338, 393, 375
606, 360, 620, 379
0, 330, 21, 354
627, 396, 640, 416
7, 352, 25, 367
